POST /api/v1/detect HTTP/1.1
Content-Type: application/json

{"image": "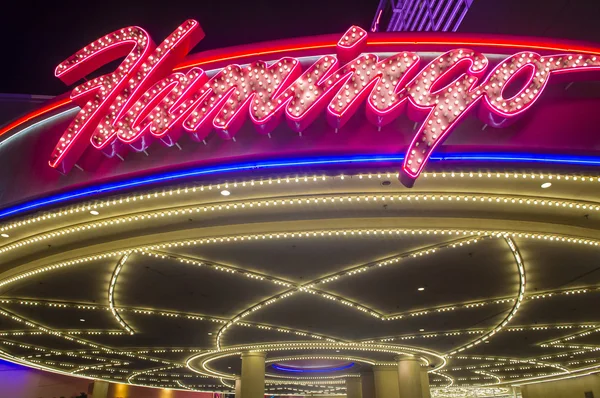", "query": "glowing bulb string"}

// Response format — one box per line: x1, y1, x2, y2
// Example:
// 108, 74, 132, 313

2, 190, 600, 260
444, 236, 527, 356
108, 253, 135, 335
0, 304, 184, 367
1, 170, 600, 239
0, 296, 342, 343
0, 184, 600, 249
0, 228, 598, 387
363, 323, 600, 344
0, 228, 597, 357
146, 249, 295, 287
213, 235, 485, 350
